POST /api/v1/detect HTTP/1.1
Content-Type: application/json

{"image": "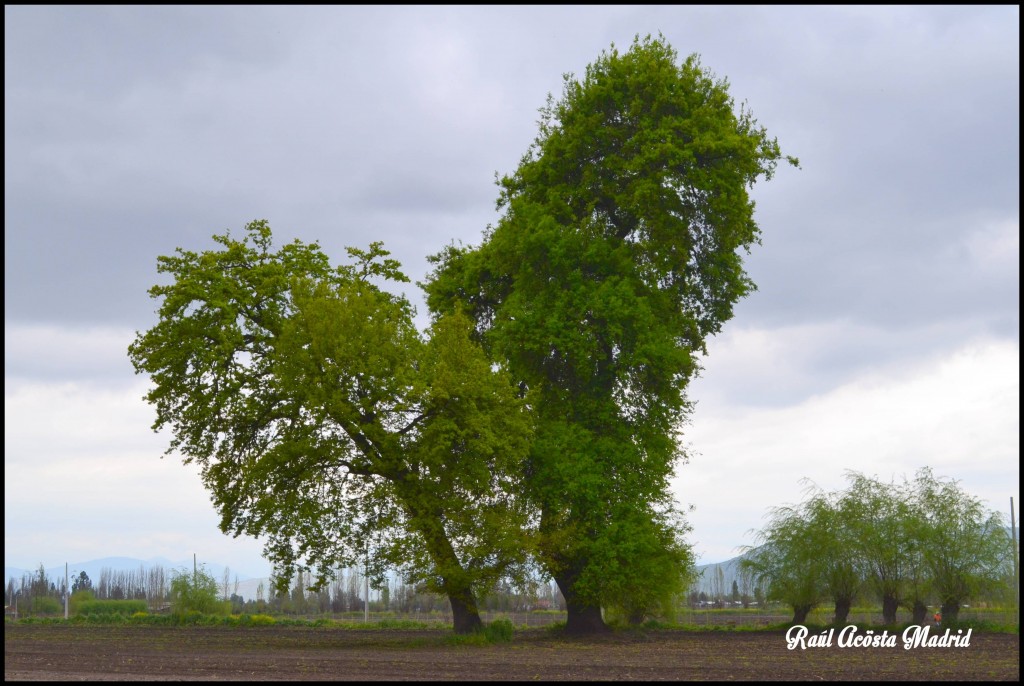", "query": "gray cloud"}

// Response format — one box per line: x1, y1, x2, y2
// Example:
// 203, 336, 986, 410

4, 6, 1018, 570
